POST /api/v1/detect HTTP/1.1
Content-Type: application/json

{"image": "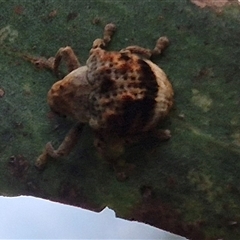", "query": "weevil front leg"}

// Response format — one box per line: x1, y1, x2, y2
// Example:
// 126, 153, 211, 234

91, 23, 116, 50
23, 54, 55, 71
24, 46, 80, 77
120, 36, 169, 59
35, 123, 84, 169
53, 46, 81, 76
